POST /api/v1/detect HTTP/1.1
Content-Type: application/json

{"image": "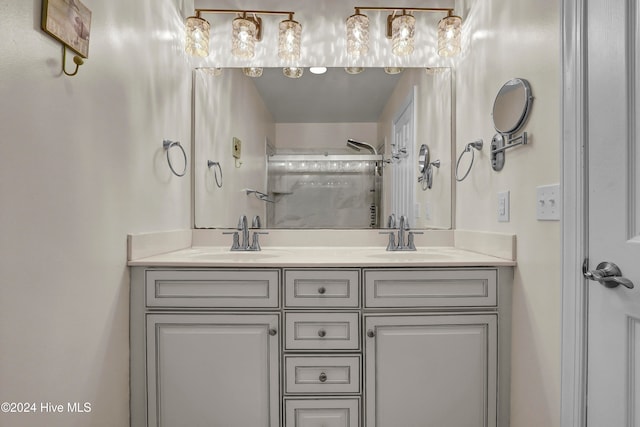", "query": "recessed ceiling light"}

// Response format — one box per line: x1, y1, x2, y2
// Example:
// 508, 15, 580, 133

309, 66, 327, 75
